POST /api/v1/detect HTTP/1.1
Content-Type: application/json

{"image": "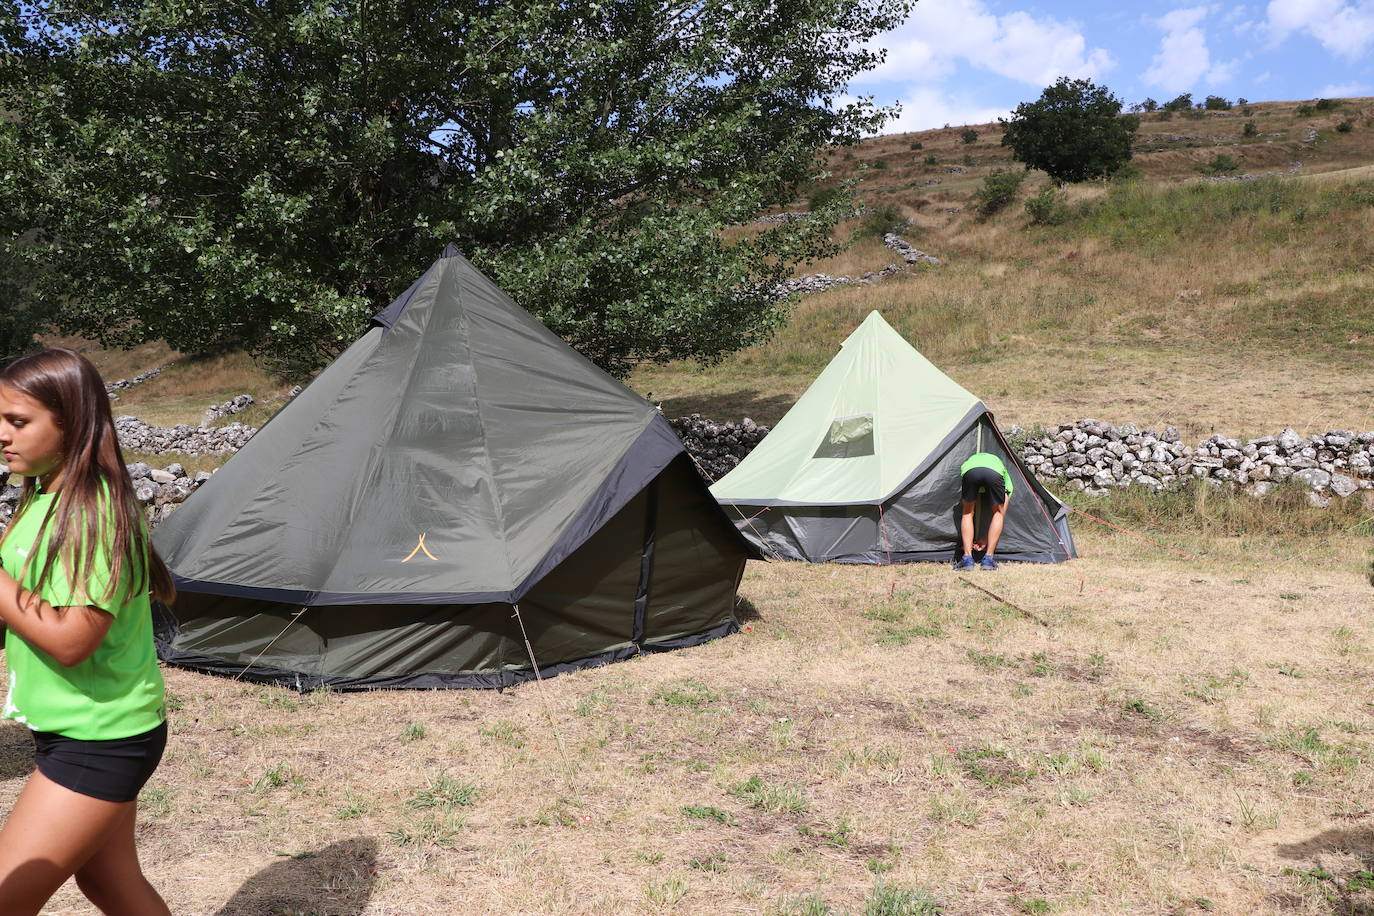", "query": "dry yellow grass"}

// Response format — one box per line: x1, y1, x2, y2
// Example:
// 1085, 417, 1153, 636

4, 520, 1370, 915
